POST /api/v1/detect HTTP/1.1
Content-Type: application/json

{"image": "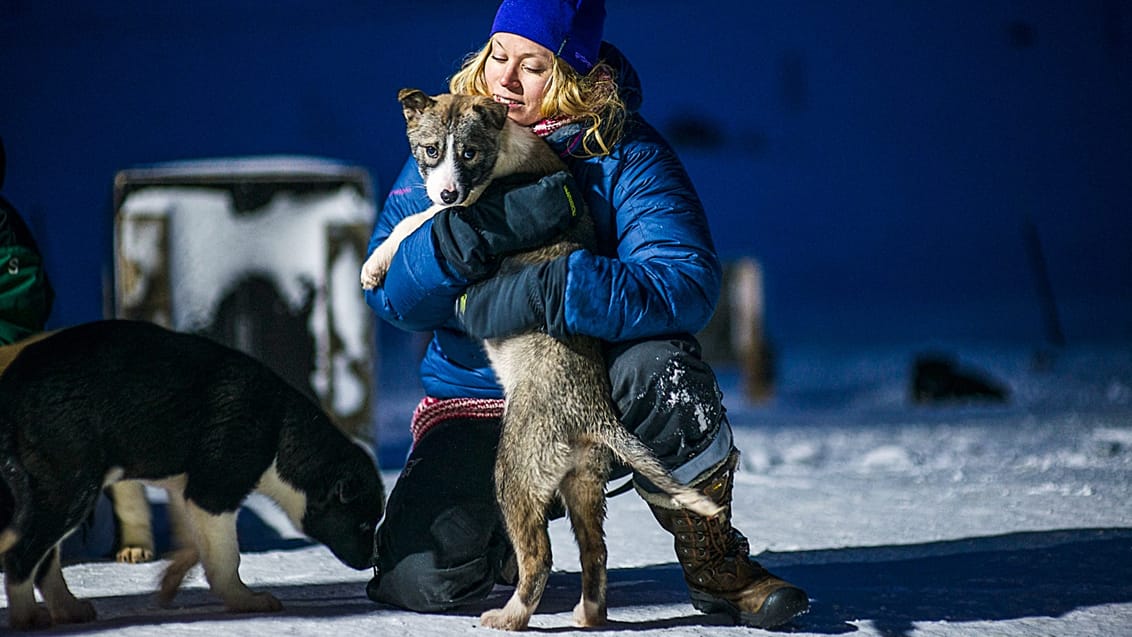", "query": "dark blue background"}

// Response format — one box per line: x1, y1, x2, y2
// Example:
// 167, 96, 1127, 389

3, 1, 1130, 352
